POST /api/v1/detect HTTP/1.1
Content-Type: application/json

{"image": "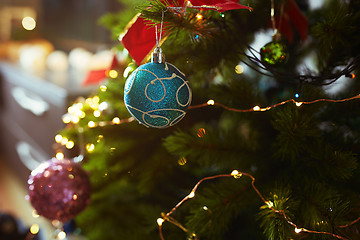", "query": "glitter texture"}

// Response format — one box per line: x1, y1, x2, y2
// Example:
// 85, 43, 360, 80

260, 41, 288, 65
124, 62, 192, 128
28, 158, 91, 223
